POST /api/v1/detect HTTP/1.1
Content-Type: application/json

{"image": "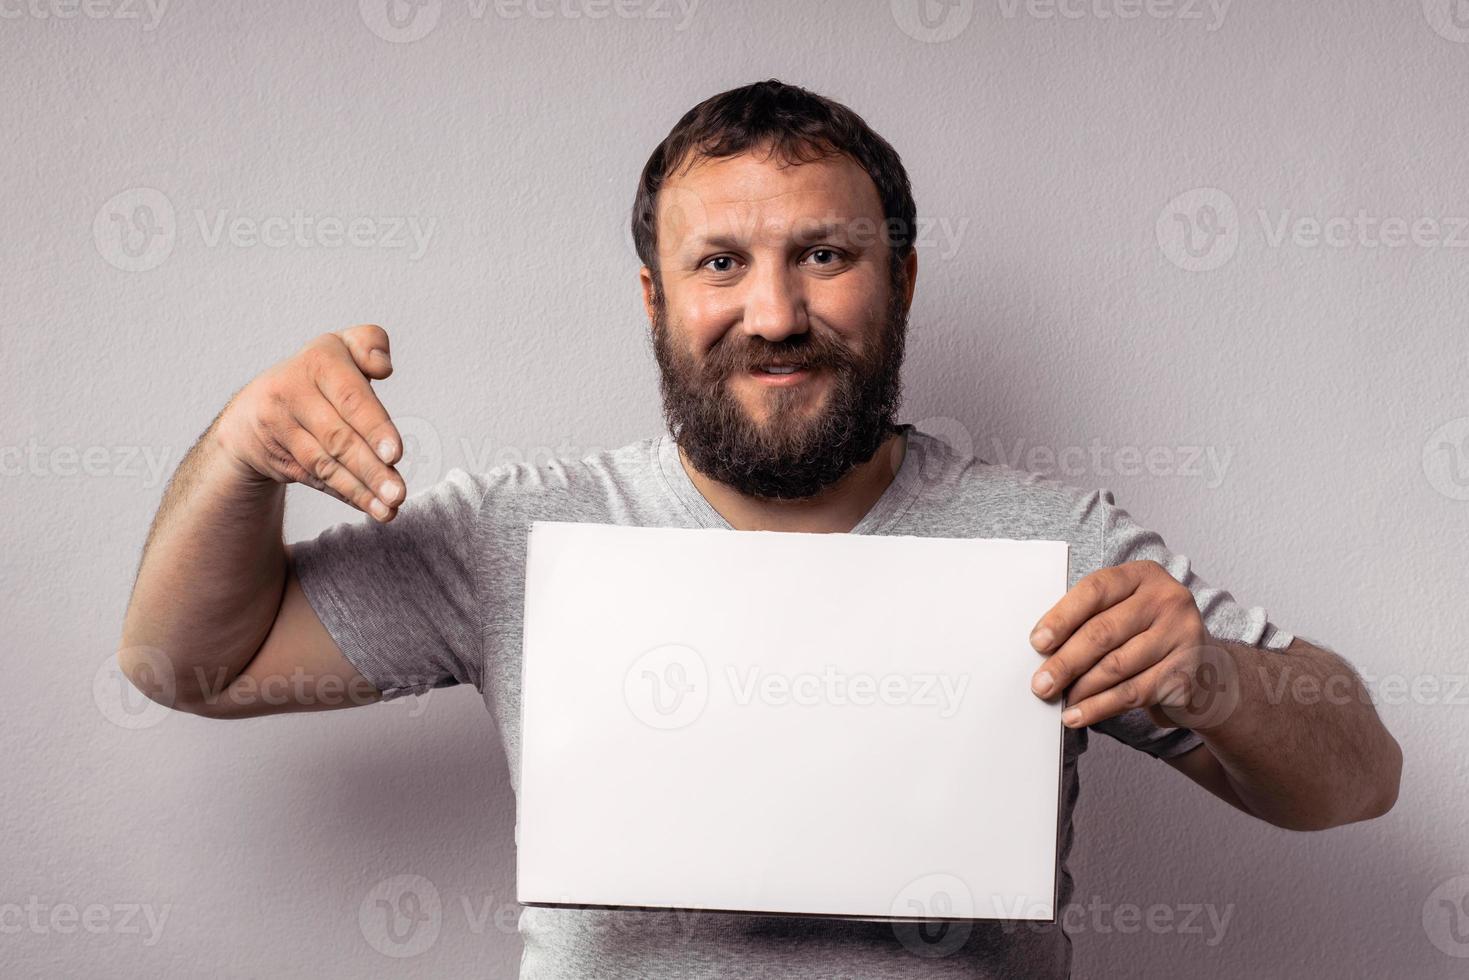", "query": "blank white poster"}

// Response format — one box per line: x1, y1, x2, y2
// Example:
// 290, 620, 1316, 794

517, 521, 1068, 921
